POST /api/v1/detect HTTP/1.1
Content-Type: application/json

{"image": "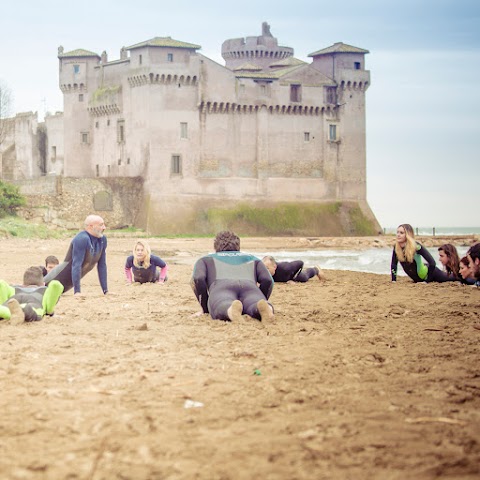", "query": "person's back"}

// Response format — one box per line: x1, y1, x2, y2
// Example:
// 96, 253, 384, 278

192, 231, 274, 322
